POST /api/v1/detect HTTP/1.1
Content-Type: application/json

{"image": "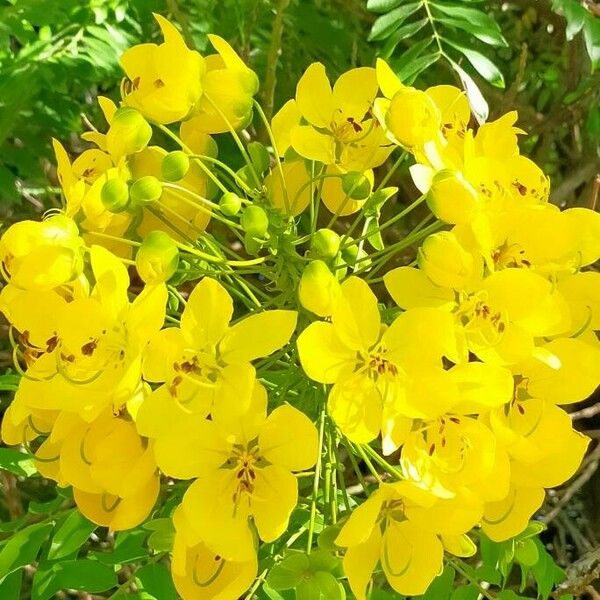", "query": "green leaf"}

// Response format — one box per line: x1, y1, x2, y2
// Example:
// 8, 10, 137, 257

32, 559, 117, 600
296, 578, 321, 600
314, 571, 345, 600
451, 585, 480, 600
0, 521, 55, 582
0, 448, 36, 477
47, 510, 95, 560
368, 2, 422, 41
266, 554, 309, 590
446, 40, 505, 87
584, 18, 600, 71
0, 570, 22, 600
366, 0, 403, 14
398, 52, 441, 83
0, 372, 19, 391
143, 519, 175, 553
514, 538, 539, 567
435, 16, 508, 46
135, 563, 178, 600
379, 18, 428, 58
531, 539, 566, 599
430, 2, 502, 31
